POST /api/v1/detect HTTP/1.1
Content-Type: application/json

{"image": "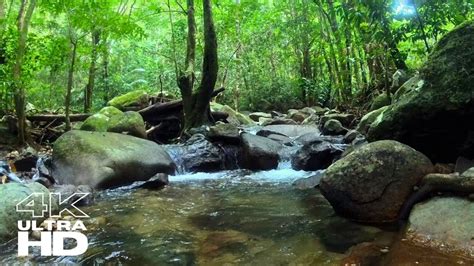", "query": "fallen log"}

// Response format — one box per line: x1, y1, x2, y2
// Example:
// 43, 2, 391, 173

139, 100, 183, 118
138, 88, 225, 119
27, 113, 91, 122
